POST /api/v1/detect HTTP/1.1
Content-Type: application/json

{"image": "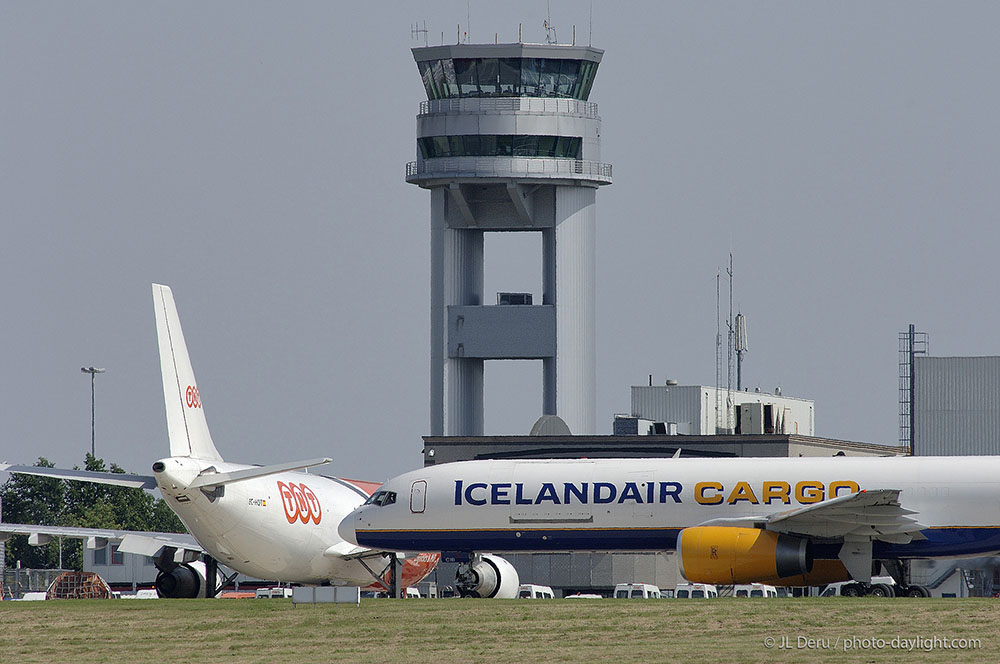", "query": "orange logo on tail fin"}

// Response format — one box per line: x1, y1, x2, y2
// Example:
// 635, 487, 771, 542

185, 385, 202, 408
